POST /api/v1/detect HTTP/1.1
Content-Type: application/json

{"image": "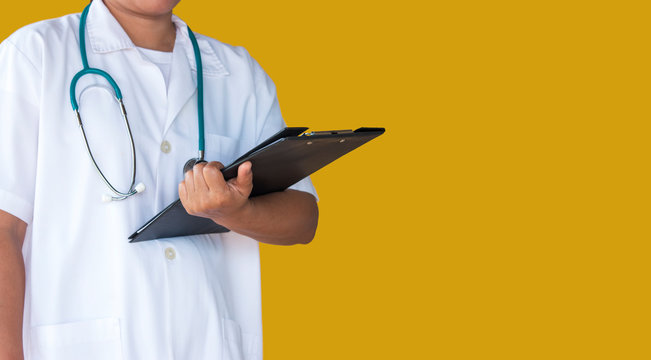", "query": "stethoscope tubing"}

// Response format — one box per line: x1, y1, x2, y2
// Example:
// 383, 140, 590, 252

187, 26, 205, 155
74, 100, 137, 198
70, 68, 123, 110
71, 3, 204, 201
